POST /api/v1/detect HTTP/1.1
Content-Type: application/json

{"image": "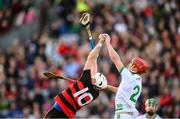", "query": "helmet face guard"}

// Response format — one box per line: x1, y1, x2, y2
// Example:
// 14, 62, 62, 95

132, 57, 149, 74
92, 73, 107, 89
